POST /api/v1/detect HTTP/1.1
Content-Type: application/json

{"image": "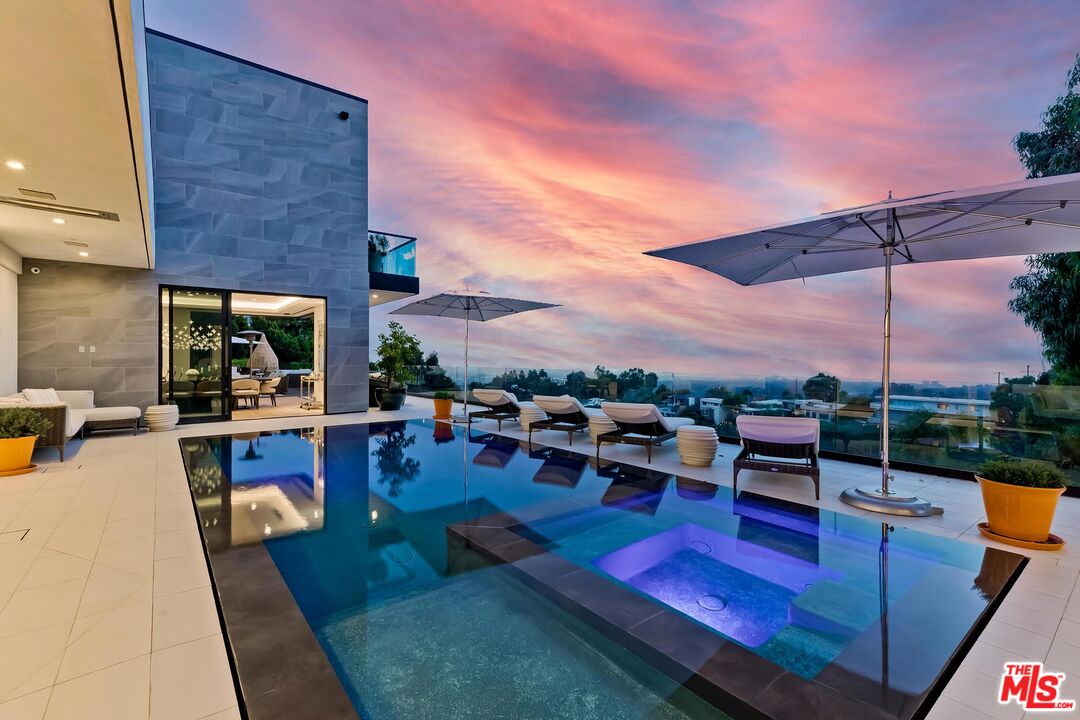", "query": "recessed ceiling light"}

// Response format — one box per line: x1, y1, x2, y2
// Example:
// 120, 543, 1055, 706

371, 293, 379, 298
78, 251, 89, 257
52, 217, 65, 225
4, 160, 25, 170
